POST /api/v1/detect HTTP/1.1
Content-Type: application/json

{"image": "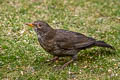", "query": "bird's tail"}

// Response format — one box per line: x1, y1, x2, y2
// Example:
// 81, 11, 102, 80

95, 41, 115, 50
